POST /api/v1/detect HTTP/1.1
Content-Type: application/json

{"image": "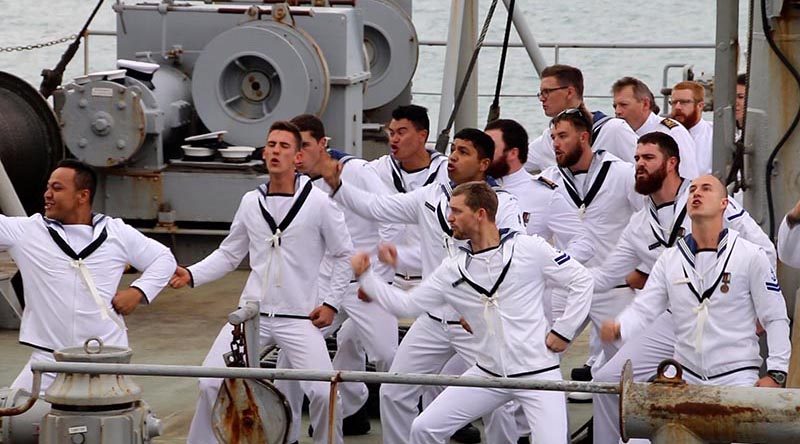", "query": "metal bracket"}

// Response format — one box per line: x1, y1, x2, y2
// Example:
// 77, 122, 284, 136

271, 3, 295, 27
